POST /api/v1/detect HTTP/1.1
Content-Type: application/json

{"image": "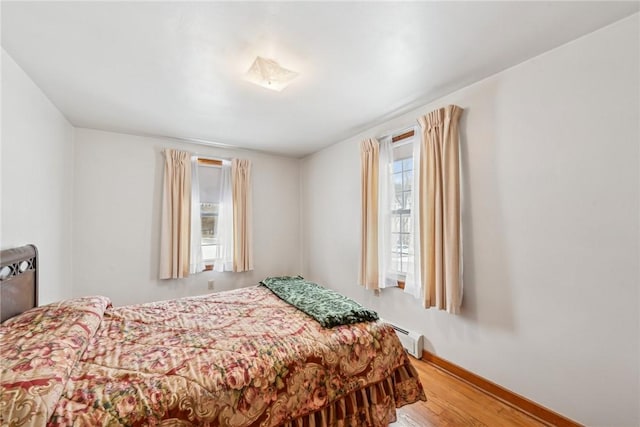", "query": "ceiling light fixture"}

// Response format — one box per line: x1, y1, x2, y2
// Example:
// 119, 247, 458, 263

245, 56, 298, 92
